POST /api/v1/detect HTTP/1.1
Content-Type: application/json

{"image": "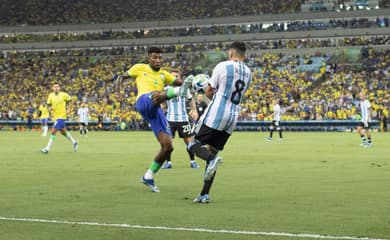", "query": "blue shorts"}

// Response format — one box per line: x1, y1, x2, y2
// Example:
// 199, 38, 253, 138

53, 119, 66, 130
135, 93, 171, 137
41, 118, 49, 125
